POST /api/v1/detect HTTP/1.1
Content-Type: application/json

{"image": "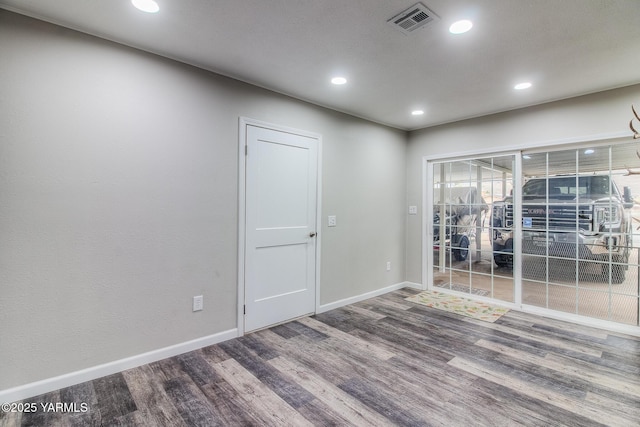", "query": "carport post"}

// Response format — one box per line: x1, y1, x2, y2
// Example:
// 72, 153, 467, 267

439, 166, 446, 272
475, 168, 483, 260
